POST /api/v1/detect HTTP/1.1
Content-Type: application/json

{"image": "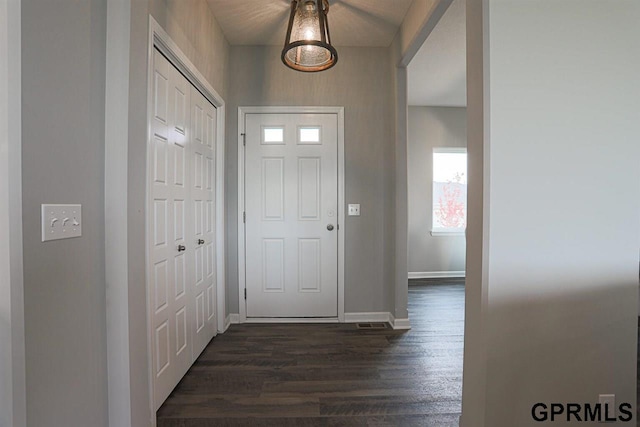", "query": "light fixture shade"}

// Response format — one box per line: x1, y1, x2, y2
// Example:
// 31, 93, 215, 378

281, 0, 338, 72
